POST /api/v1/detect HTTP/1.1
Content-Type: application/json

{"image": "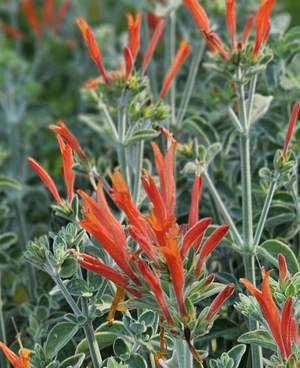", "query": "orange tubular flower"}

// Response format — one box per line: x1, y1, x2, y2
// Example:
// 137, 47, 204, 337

240, 270, 288, 359
124, 46, 134, 80
0, 335, 31, 368
72, 251, 142, 298
278, 253, 288, 282
54, 0, 73, 33
180, 217, 212, 258
158, 41, 192, 100
195, 225, 230, 275
242, 15, 253, 44
20, 0, 42, 40
77, 18, 110, 85
138, 259, 174, 326
158, 224, 187, 318
226, 0, 236, 50
151, 140, 178, 216
126, 13, 142, 61
262, 21, 271, 45
282, 101, 300, 160
77, 190, 142, 286
49, 120, 87, 161
142, 19, 165, 71
0, 19, 24, 39
182, 0, 210, 34
189, 175, 202, 229
203, 31, 231, 61
291, 316, 298, 344
57, 136, 75, 202
43, 0, 55, 26
281, 296, 292, 358
206, 283, 235, 322
254, 0, 276, 55
27, 158, 63, 203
